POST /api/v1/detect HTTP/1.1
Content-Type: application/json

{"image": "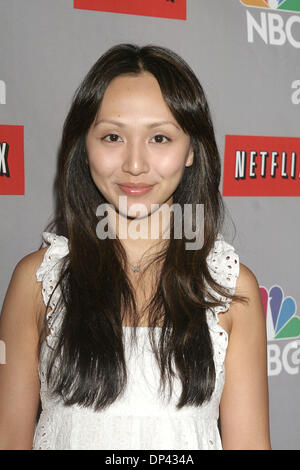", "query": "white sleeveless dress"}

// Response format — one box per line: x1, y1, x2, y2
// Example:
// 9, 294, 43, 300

32, 232, 239, 450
